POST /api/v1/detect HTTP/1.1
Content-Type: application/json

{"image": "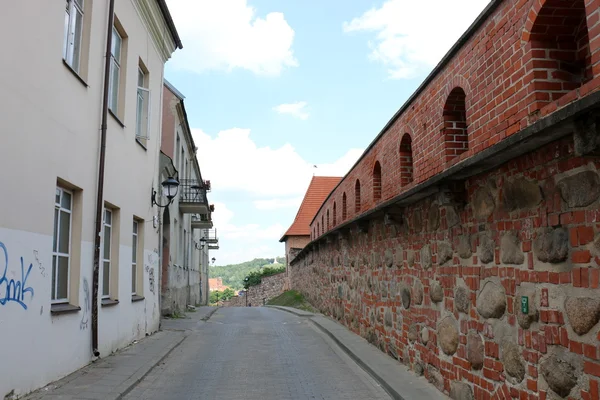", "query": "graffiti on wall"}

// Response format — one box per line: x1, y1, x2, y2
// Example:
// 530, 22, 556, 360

145, 249, 158, 294
33, 250, 46, 278
0, 242, 35, 310
80, 277, 90, 330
